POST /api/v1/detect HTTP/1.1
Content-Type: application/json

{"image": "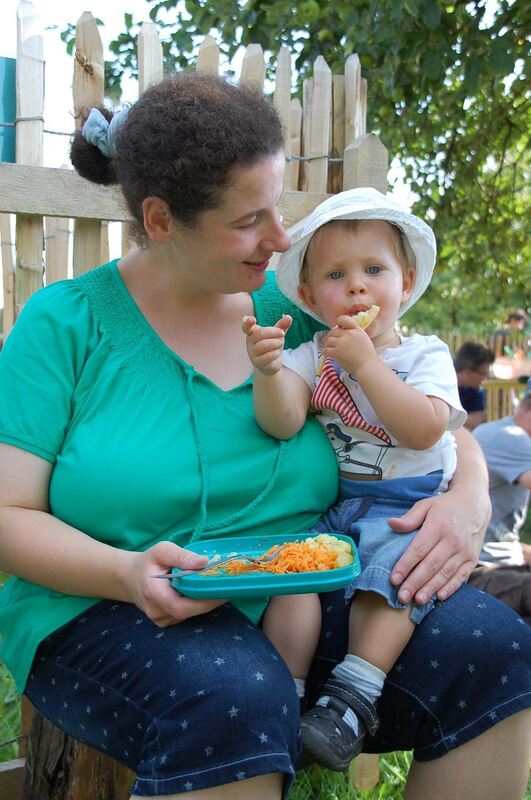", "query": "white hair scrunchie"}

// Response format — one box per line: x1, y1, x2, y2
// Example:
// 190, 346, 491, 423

81, 107, 129, 158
